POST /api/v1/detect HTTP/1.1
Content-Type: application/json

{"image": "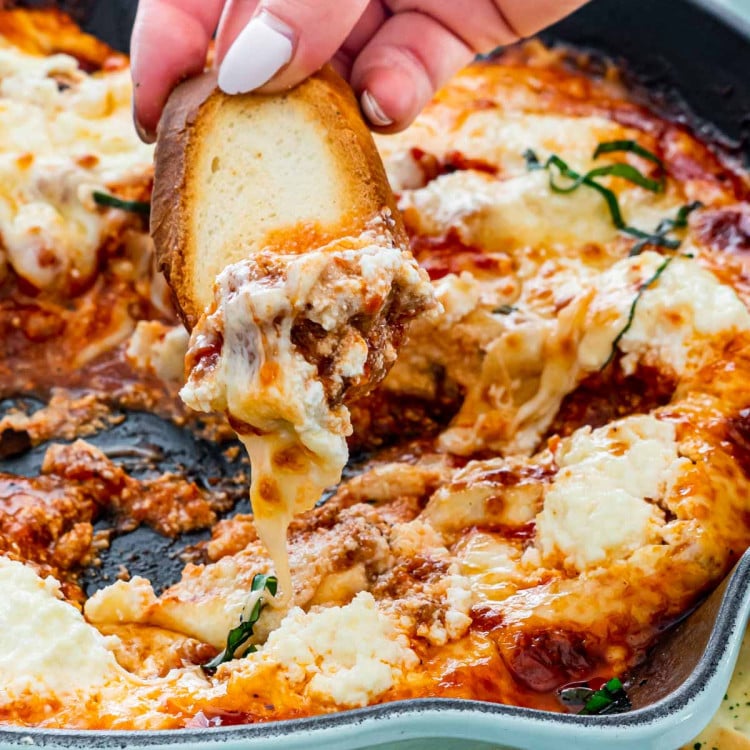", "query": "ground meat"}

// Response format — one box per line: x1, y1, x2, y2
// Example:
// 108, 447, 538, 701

43, 440, 220, 537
